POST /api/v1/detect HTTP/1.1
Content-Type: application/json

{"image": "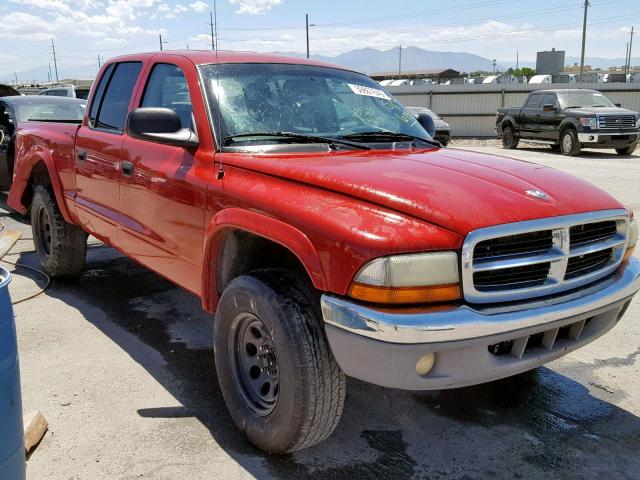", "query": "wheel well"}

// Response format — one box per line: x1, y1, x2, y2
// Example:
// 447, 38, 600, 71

216, 229, 309, 294
502, 119, 514, 130
21, 161, 51, 210
560, 123, 576, 136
